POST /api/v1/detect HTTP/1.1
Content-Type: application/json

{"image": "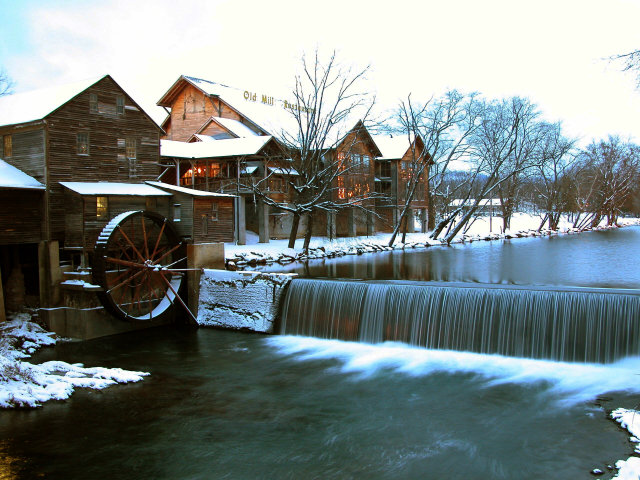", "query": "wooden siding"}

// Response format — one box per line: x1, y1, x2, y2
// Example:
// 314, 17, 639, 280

192, 198, 234, 243
0, 190, 43, 245
162, 84, 260, 141
0, 128, 46, 183
396, 143, 429, 209
64, 191, 171, 251
45, 76, 161, 243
